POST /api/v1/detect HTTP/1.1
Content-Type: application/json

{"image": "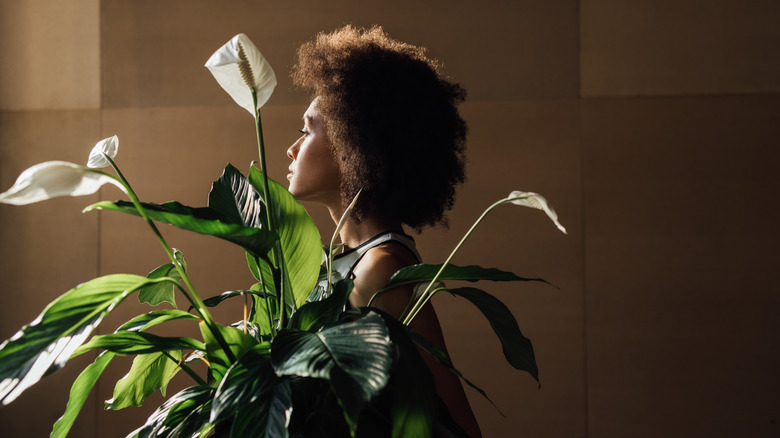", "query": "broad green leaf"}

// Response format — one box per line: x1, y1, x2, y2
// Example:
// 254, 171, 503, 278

85, 200, 278, 258
271, 312, 392, 431
265, 380, 293, 438
383, 264, 549, 291
161, 389, 213, 438
51, 351, 116, 438
138, 249, 187, 307
447, 287, 538, 382
249, 282, 279, 337
208, 164, 264, 229
248, 166, 322, 308
73, 332, 204, 356
106, 350, 183, 410
289, 279, 352, 332
228, 377, 291, 438
128, 385, 213, 438
368, 310, 436, 438
245, 251, 263, 282
209, 345, 274, 425
52, 309, 197, 437
200, 322, 253, 383
0, 273, 158, 405
247, 254, 280, 333
116, 310, 199, 333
